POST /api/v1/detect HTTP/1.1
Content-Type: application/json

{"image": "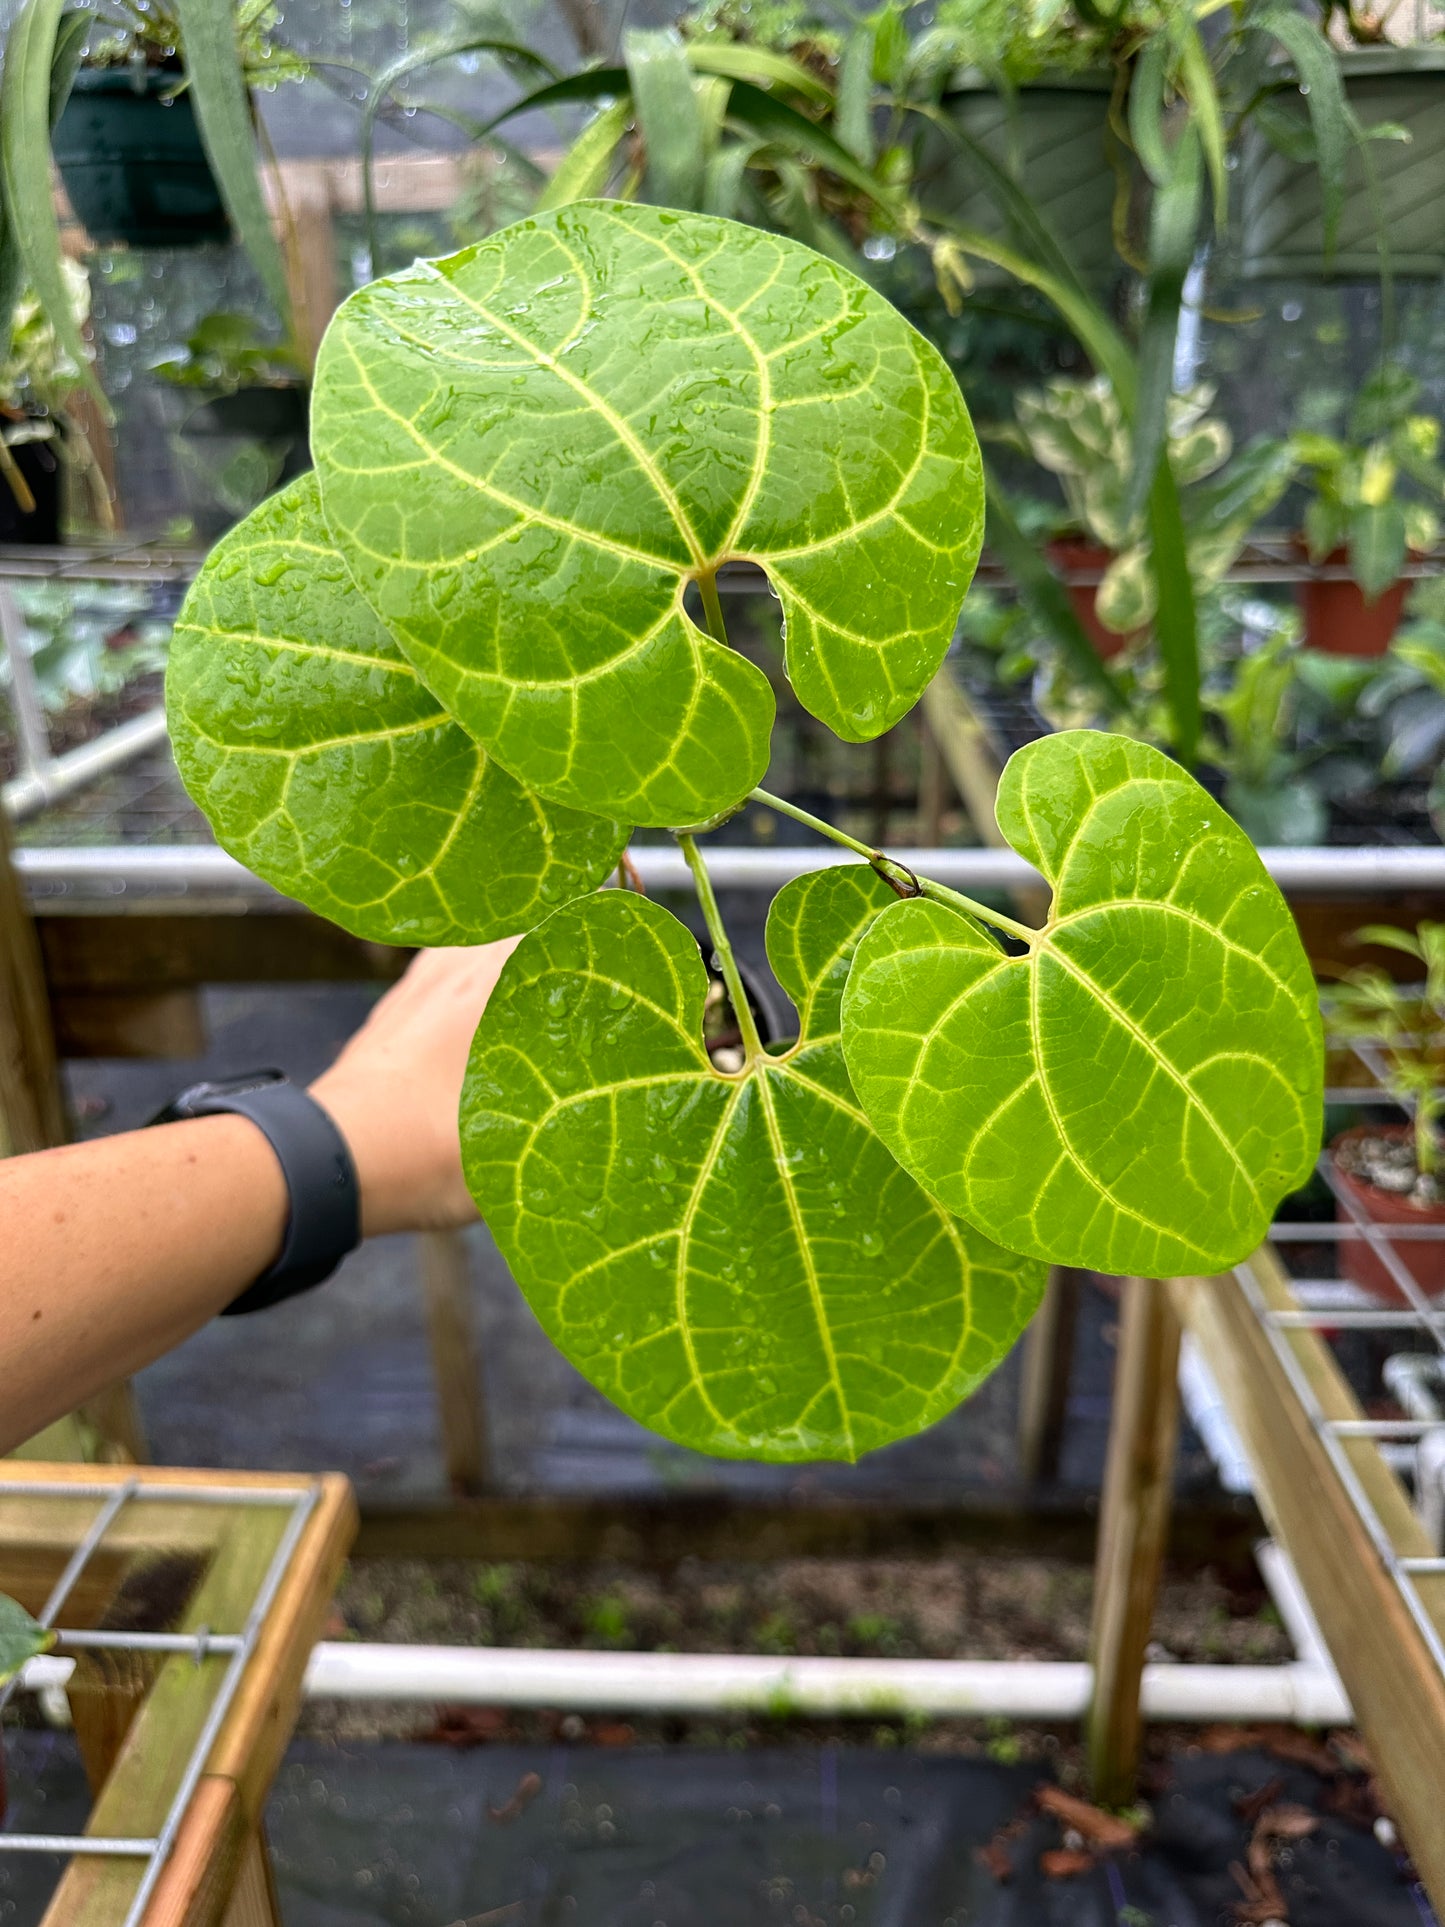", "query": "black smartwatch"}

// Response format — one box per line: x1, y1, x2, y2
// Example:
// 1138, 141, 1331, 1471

149, 1072, 360, 1315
